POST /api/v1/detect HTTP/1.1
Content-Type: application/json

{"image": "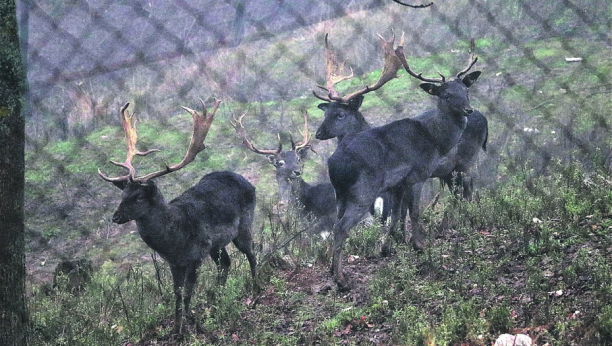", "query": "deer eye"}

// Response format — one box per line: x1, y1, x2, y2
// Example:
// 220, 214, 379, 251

337, 113, 345, 120
277, 160, 285, 167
